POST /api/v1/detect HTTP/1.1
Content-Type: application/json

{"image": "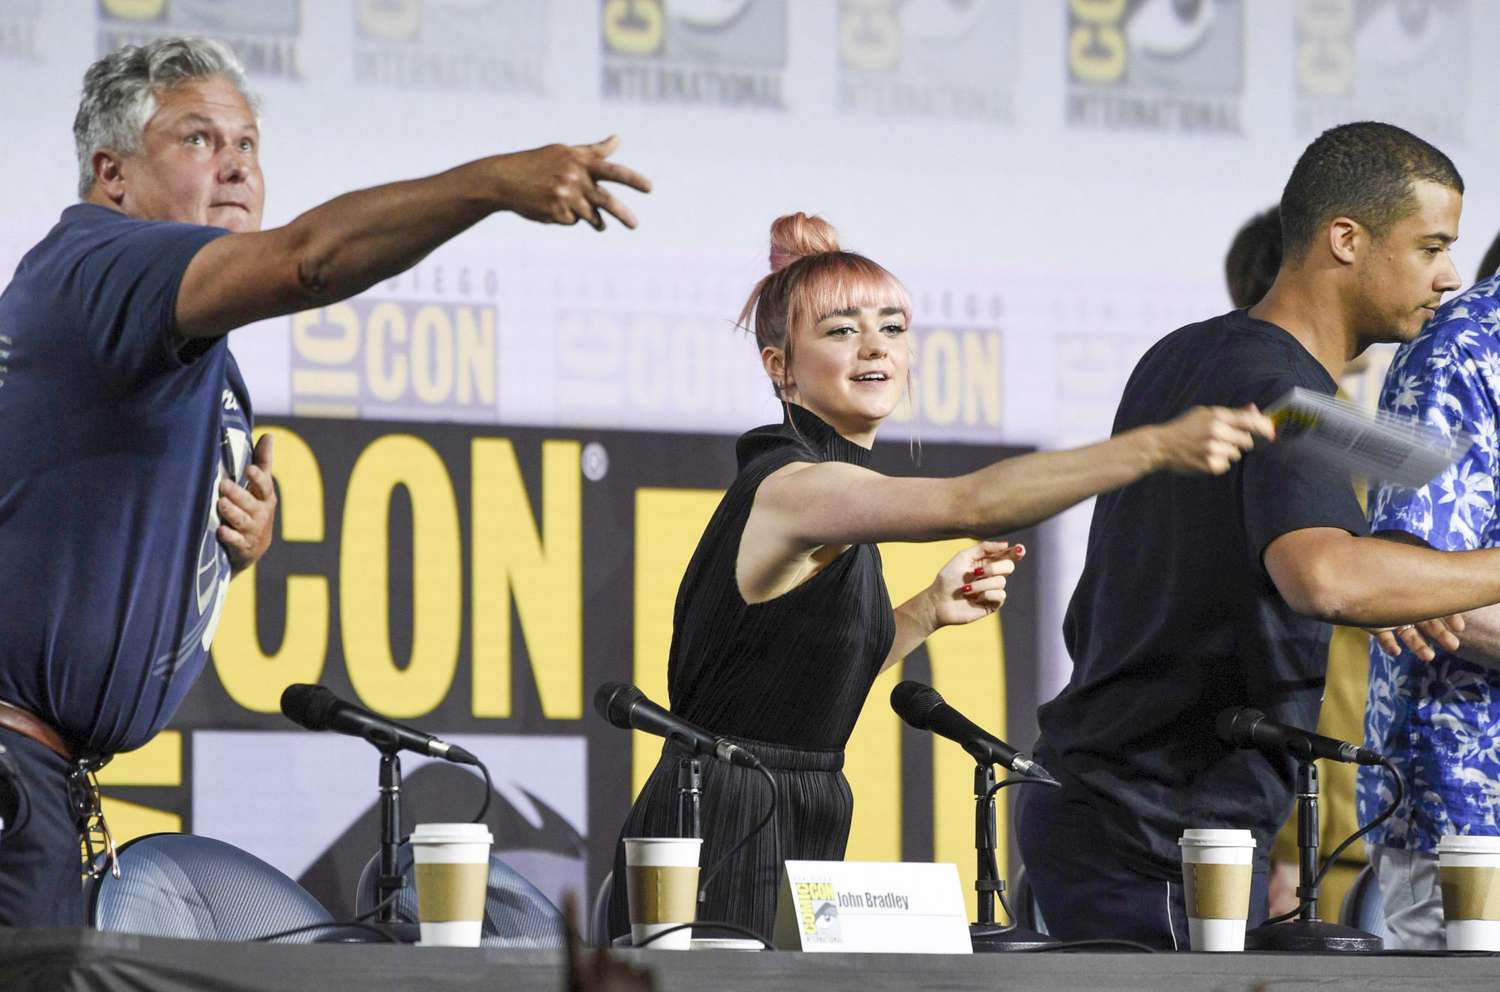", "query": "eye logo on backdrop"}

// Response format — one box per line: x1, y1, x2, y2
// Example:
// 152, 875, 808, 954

0, 0, 40, 61
96, 0, 302, 78
1065, 0, 1244, 134
600, 0, 788, 109
1294, 0, 1467, 143
354, 0, 547, 94
837, 0, 1018, 122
